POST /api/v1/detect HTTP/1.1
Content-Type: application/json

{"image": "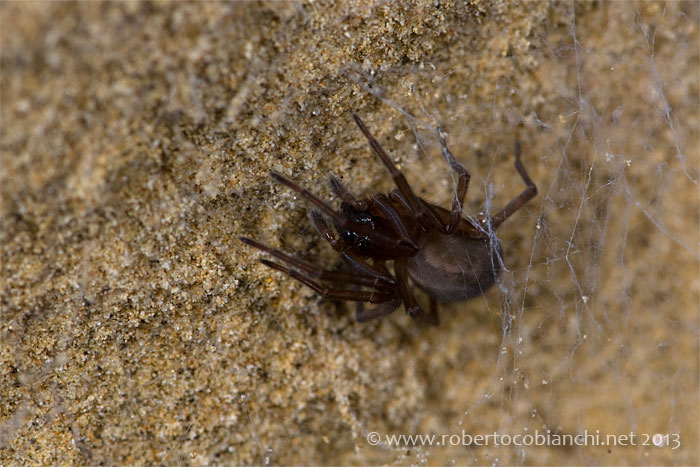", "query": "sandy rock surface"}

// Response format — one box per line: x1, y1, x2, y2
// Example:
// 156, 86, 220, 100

1, 1, 698, 465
